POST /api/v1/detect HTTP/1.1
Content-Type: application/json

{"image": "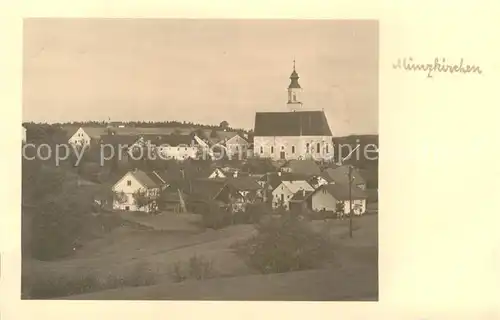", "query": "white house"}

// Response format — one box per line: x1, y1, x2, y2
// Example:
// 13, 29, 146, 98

271, 180, 314, 210
253, 63, 334, 161
68, 127, 108, 148
224, 134, 249, 159
310, 183, 368, 215
133, 134, 199, 161
112, 169, 166, 213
